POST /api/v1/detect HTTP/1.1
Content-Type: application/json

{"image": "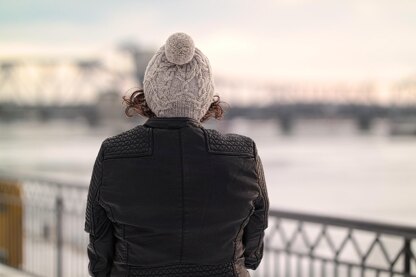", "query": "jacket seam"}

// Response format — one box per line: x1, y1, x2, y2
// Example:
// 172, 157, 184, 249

201, 128, 210, 153
123, 224, 128, 263
256, 157, 269, 230
233, 205, 255, 276
103, 153, 152, 160
208, 151, 254, 157
90, 207, 98, 274
98, 191, 116, 223
233, 205, 255, 257
252, 148, 267, 263
150, 127, 154, 156
178, 128, 185, 263
90, 143, 105, 274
